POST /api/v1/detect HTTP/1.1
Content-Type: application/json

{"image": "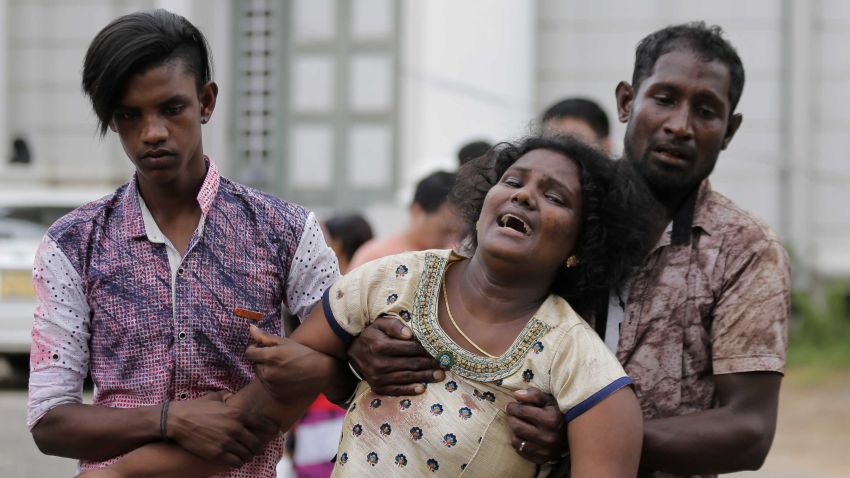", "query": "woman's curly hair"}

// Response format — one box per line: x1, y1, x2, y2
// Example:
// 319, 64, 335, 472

450, 135, 655, 314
